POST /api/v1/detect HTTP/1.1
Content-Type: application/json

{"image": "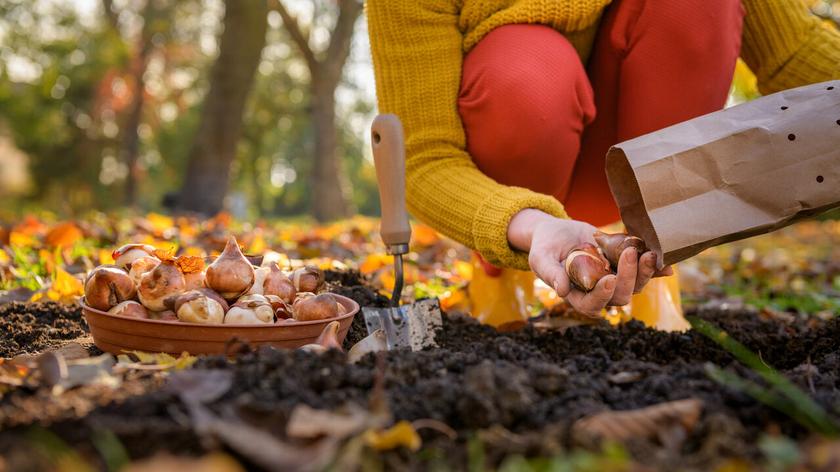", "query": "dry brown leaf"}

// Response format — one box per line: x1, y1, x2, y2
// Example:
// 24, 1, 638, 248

175, 255, 205, 274
286, 404, 370, 440
153, 248, 176, 262
572, 398, 703, 444
122, 453, 245, 472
